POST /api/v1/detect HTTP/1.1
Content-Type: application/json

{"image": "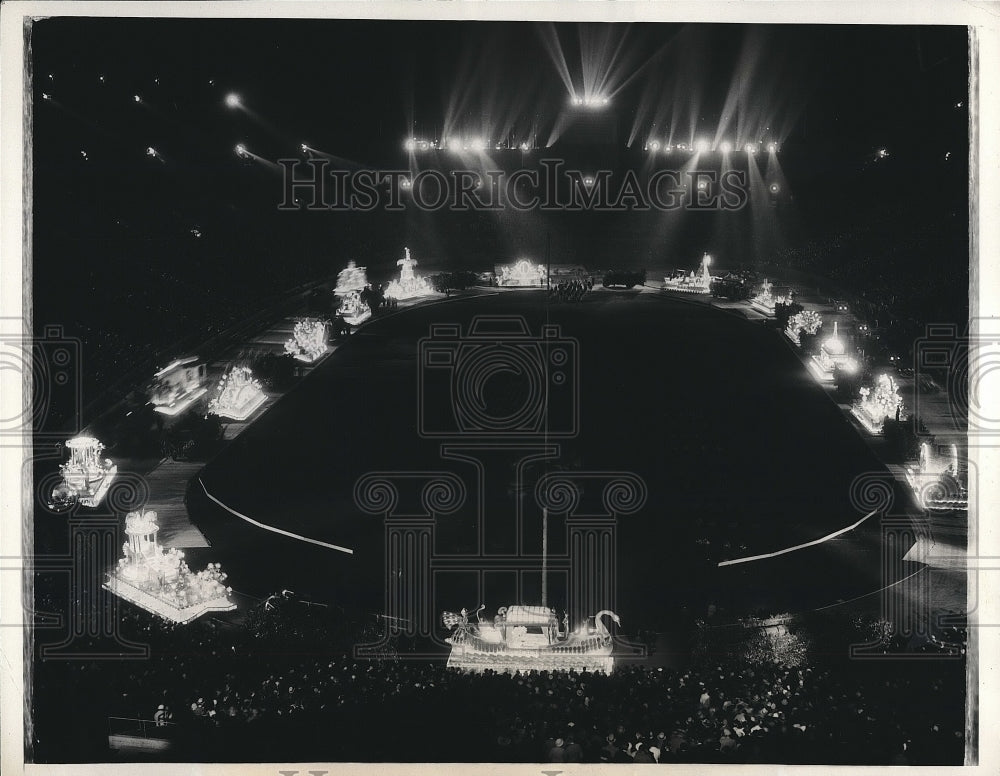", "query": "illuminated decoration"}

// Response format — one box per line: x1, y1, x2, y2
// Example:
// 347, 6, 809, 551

443, 605, 618, 674
876, 148, 890, 160
720, 140, 733, 153
208, 365, 266, 422
905, 443, 968, 512
770, 182, 781, 194
149, 356, 208, 416
225, 92, 241, 108
284, 319, 330, 363
336, 290, 372, 326
497, 259, 547, 287
384, 246, 432, 300
749, 278, 793, 316
785, 309, 822, 346
808, 323, 858, 382
55, 436, 118, 509
335, 260, 368, 295
104, 509, 235, 625
851, 374, 903, 435
235, 143, 249, 159
663, 253, 713, 294
767, 142, 779, 153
